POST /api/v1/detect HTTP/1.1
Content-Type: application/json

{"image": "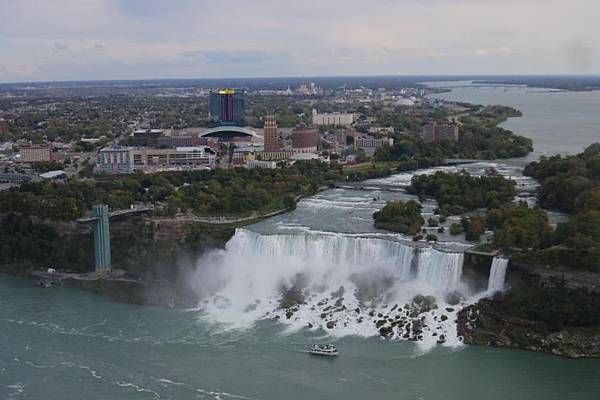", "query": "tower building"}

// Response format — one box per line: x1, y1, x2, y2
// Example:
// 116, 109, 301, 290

263, 115, 279, 152
92, 204, 111, 271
